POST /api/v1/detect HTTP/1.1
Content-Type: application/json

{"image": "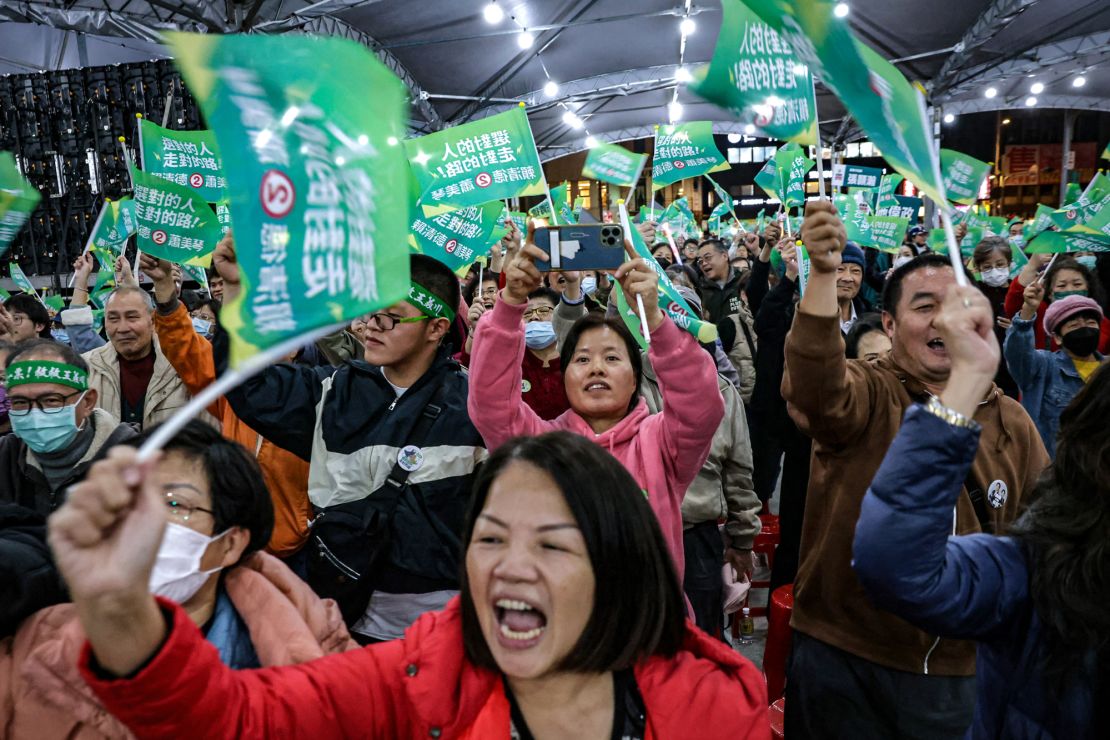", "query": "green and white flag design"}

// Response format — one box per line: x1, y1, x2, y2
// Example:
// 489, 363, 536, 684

689, 0, 818, 144
167, 31, 412, 366
87, 198, 137, 256
776, 143, 814, 207
8, 262, 44, 306
651, 121, 728, 189
582, 142, 647, 187
406, 106, 547, 216
131, 166, 223, 262
0, 152, 41, 258
868, 215, 910, 253
138, 118, 227, 203
876, 173, 903, 209
410, 201, 503, 276
1026, 230, 1110, 254
939, 149, 990, 205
